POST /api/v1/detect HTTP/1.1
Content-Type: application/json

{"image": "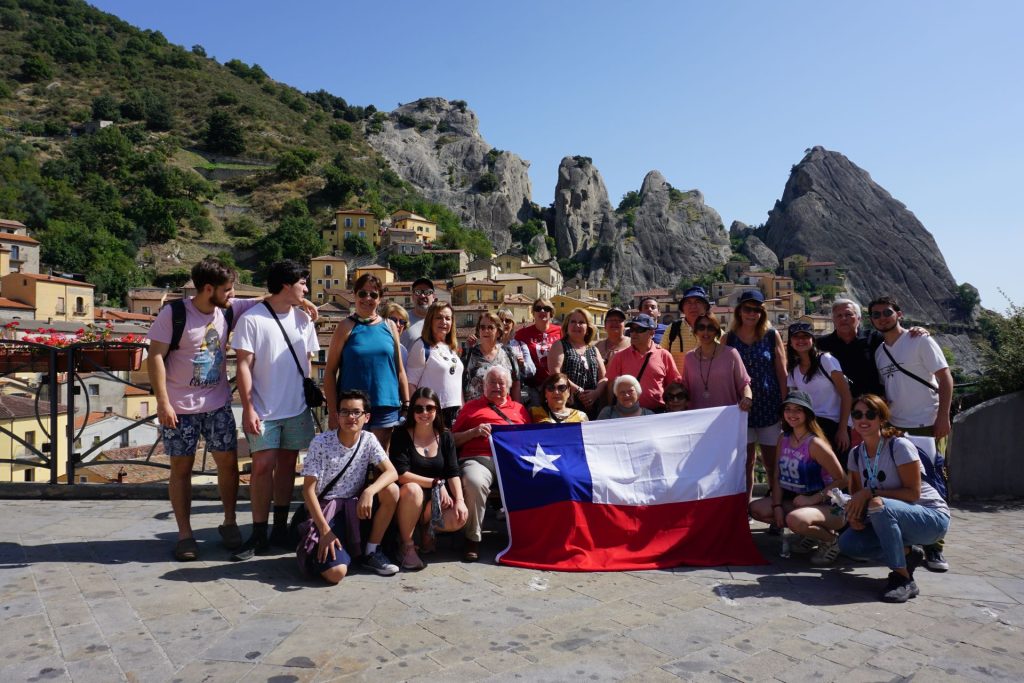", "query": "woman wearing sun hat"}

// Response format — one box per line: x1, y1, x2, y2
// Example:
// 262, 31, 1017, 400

785, 321, 852, 452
